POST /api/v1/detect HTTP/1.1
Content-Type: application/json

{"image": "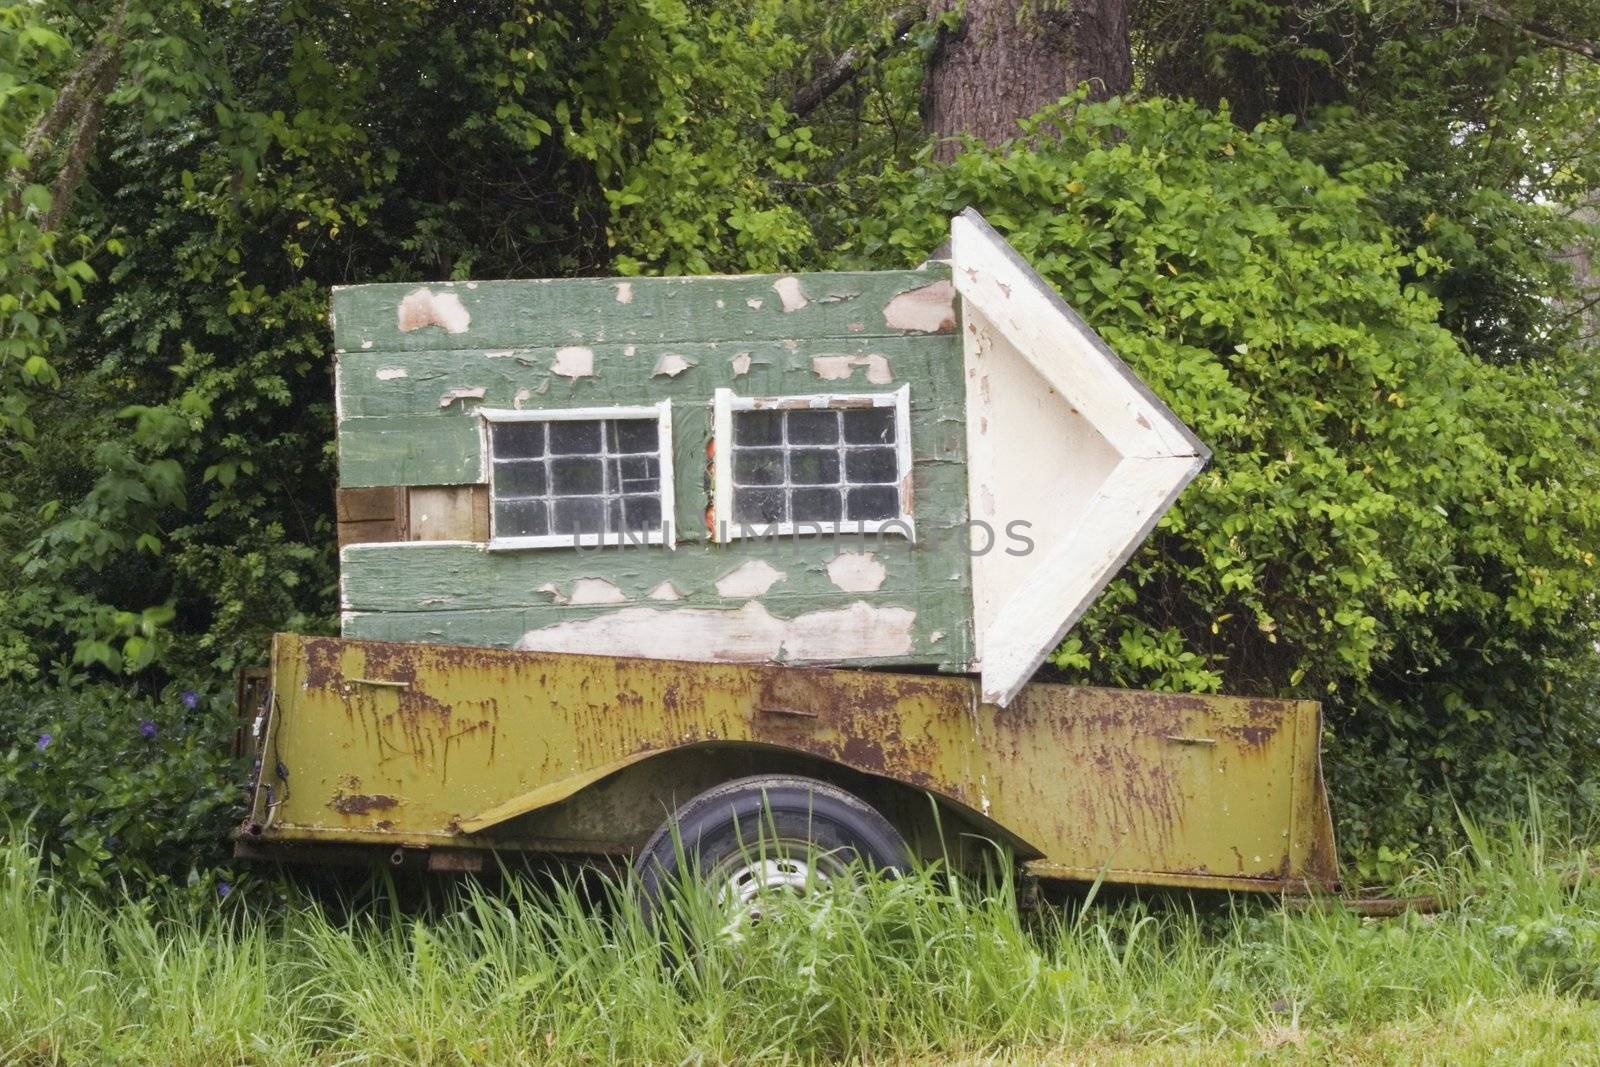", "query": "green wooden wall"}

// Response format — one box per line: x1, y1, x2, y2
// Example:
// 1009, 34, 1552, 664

332, 268, 974, 670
